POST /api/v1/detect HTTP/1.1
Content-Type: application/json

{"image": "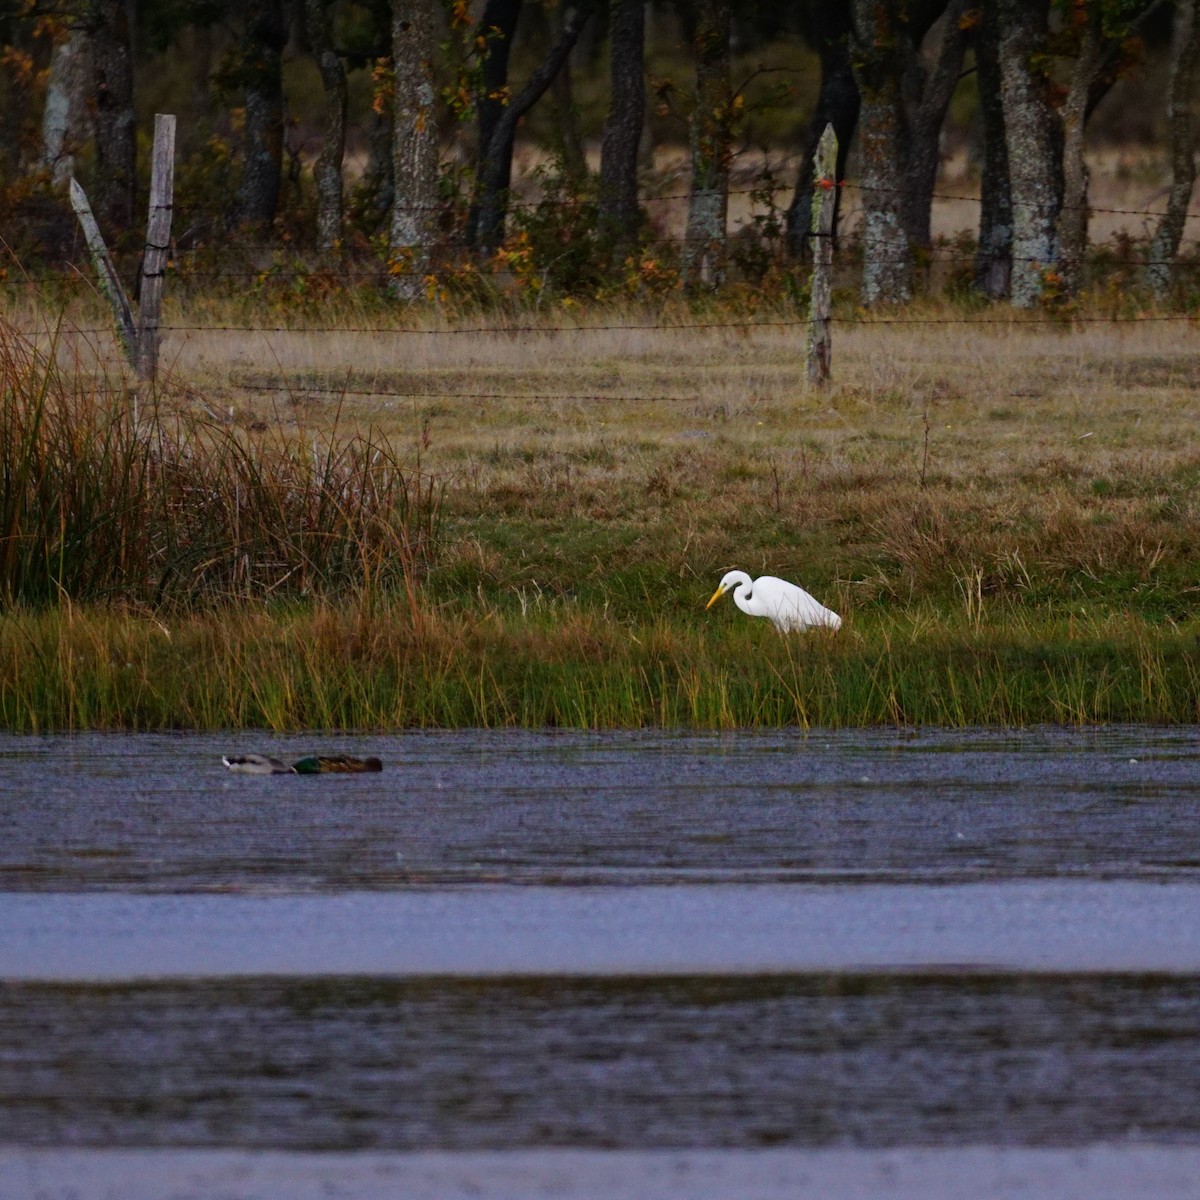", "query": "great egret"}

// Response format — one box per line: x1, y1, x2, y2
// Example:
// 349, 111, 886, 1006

222, 753, 383, 774
705, 570, 841, 632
